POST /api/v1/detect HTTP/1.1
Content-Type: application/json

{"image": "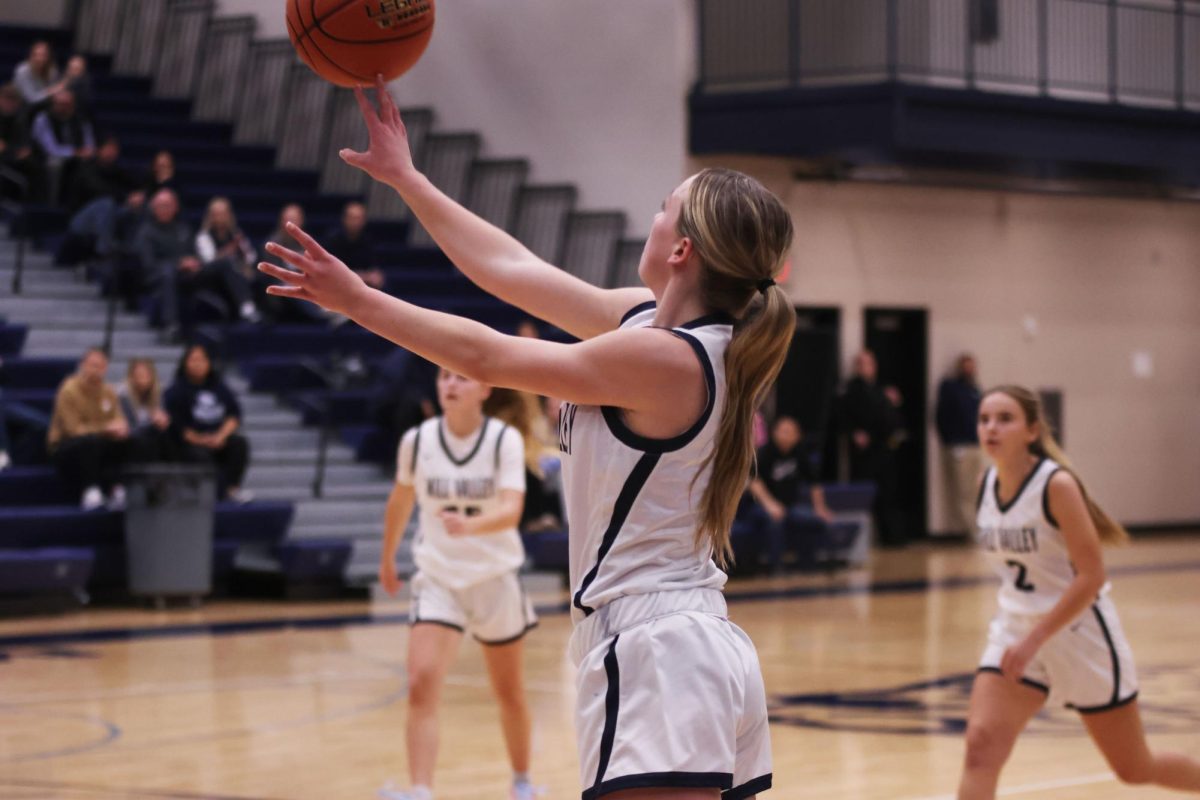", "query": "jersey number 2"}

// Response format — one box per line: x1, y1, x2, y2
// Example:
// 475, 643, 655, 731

1005, 560, 1036, 592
